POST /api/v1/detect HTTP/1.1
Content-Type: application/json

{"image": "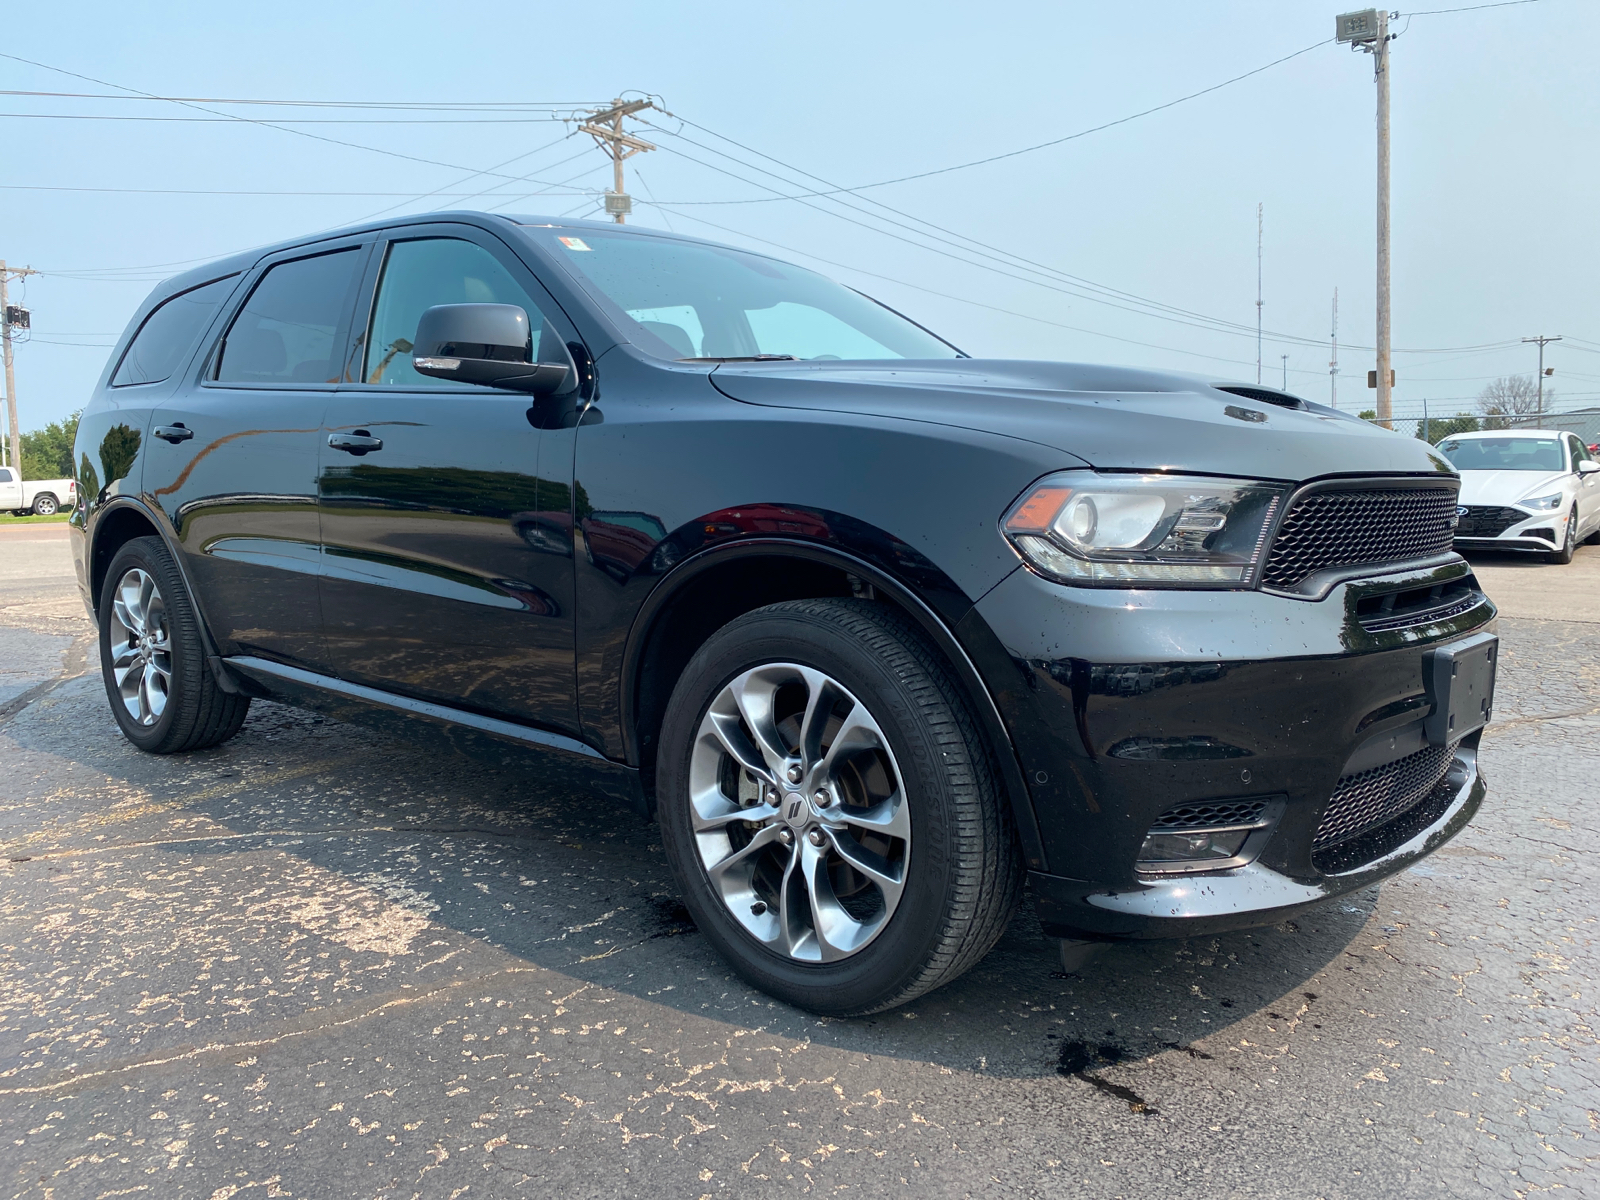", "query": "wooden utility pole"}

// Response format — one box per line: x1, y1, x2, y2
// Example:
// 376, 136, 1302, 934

1374, 7, 1392, 430
579, 99, 658, 224
1522, 335, 1561, 415
1255, 203, 1263, 384
1, 261, 41, 475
